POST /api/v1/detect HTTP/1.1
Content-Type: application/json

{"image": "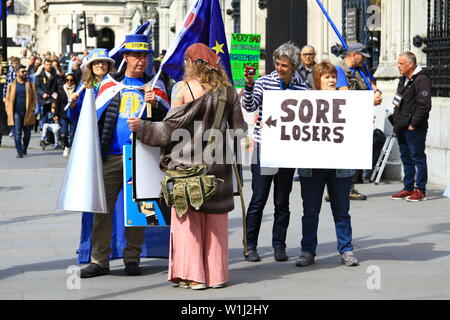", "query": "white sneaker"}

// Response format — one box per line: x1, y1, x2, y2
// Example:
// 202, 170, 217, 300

63, 147, 70, 157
